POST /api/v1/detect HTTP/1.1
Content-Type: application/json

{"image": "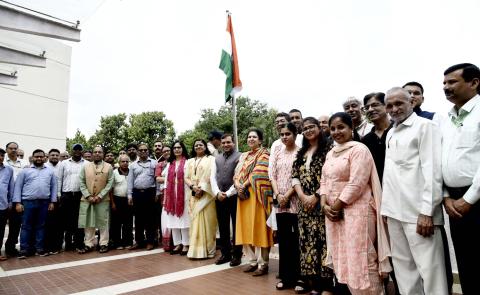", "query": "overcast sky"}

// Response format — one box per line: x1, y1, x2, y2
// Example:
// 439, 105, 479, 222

11, 0, 480, 137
